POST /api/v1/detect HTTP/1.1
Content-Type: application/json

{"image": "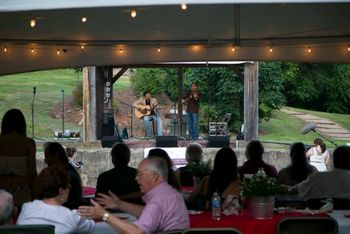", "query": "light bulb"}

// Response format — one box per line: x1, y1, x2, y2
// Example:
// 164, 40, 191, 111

81, 17, 87, 23
157, 47, 161, 53
307, 47, 311, 53
131, 10, 137, 18
347, 46, 350, 52
231, 46, 235, 52
30, 19, 36, 27
81, 45, 85, 50
269, 47, 273, 53
4, 47, 7, 53
31, 48, 34, 53
181, 3, 187, 10
119, 48, 123, 53
56, 49, 60, 55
